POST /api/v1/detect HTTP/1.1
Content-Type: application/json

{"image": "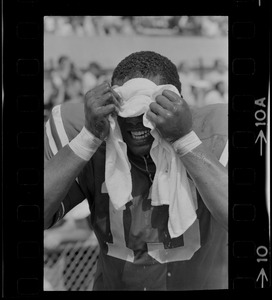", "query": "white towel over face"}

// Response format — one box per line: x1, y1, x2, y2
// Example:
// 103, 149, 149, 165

105, 78, 197, 238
